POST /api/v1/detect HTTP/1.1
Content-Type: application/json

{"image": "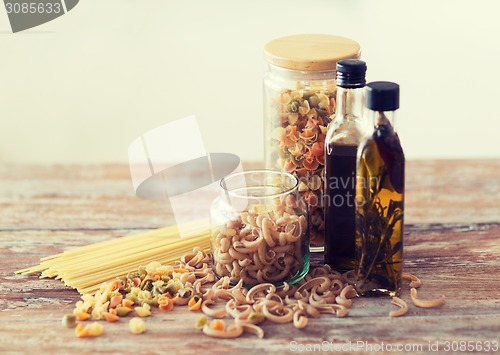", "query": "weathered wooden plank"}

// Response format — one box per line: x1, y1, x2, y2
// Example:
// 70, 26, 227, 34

1, 224, 500, 353
0, 163, 261, 230
1, 310, 499, 354
3, 224, 500, 301
0, 161, 499, 231
1, 162, 499, 354
1, 300, 500, 353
